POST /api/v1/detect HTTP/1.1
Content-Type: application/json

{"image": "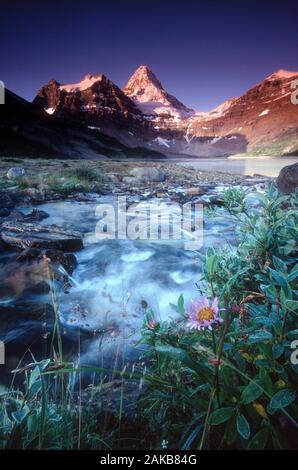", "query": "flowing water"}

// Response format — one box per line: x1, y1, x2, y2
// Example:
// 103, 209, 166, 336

36, 196, 237, 368
0, 192, 239, 378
